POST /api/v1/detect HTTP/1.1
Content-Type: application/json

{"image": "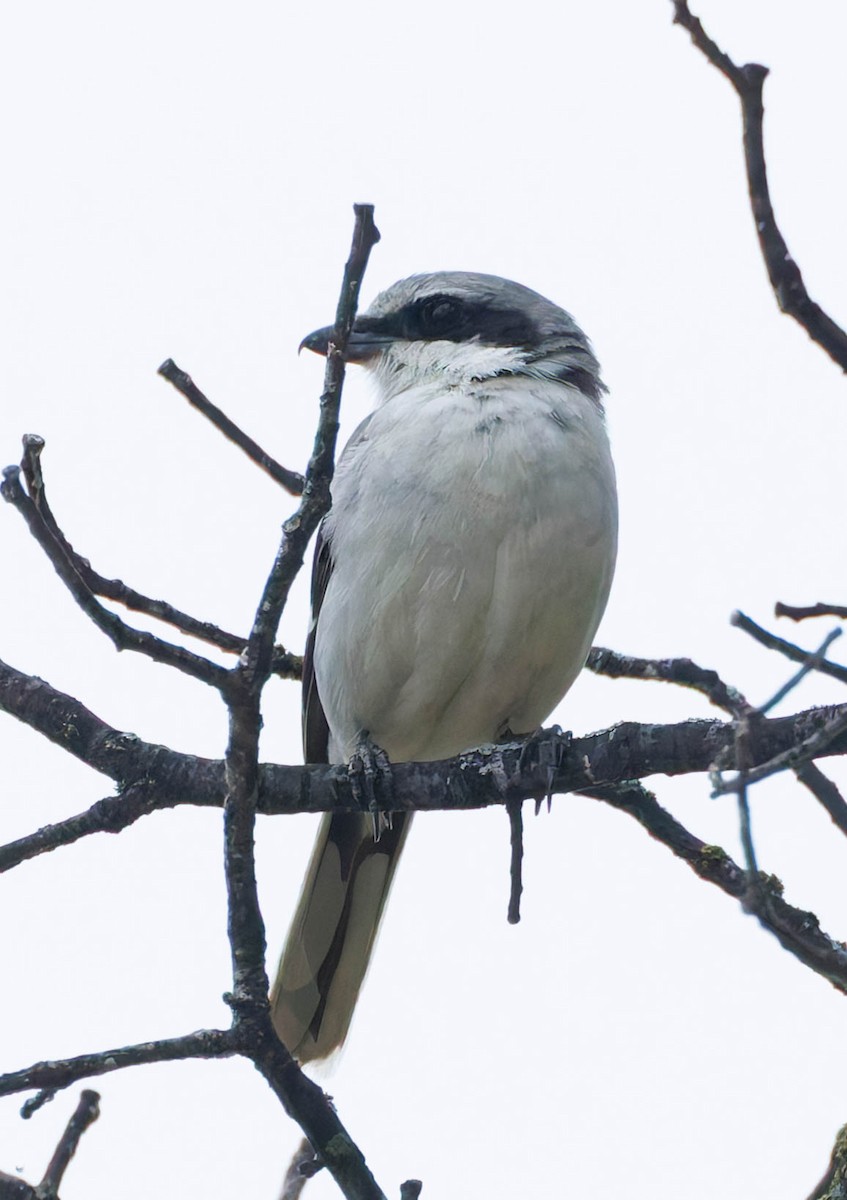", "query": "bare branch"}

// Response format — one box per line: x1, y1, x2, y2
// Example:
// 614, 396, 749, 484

0, 655, 223, 795
584, 781, 847, 994
241, 204, 381, 684
279, 1138, 320, 1200
6, 658, 847, 1004
16, 435, 301, 676
587, 645, 750, 716
1, 465, 229, 689
157, 359, 305, 496
506, 800, 524, 924
216, 205, 388, 1200
0, 781, 166, 873
710, 626, 845, 889
776, 602, 847, 624
712, 709, 847, 796
795, 762, 847, 839
732, 611, 847, 687
0, 1030, 236, 1110
4, 655, 847, 827
671, 0, 847, 372
758, 629, 843, 715
37, 1089, 100, 1199
248, 1033, 388, 1200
